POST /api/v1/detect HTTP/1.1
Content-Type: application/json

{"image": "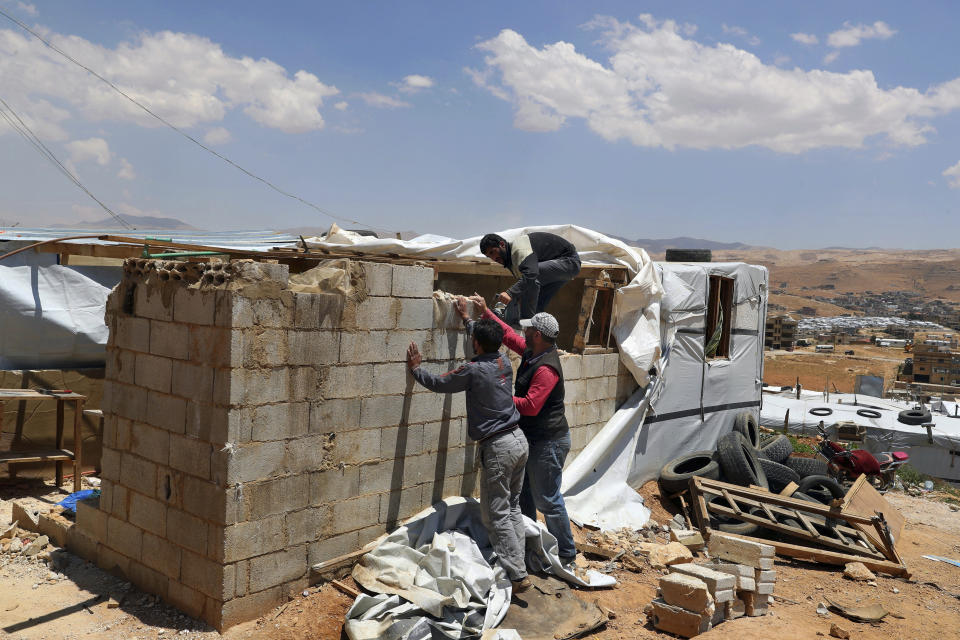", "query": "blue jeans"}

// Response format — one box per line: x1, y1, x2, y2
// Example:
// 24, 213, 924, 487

519, 432, 577, 560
